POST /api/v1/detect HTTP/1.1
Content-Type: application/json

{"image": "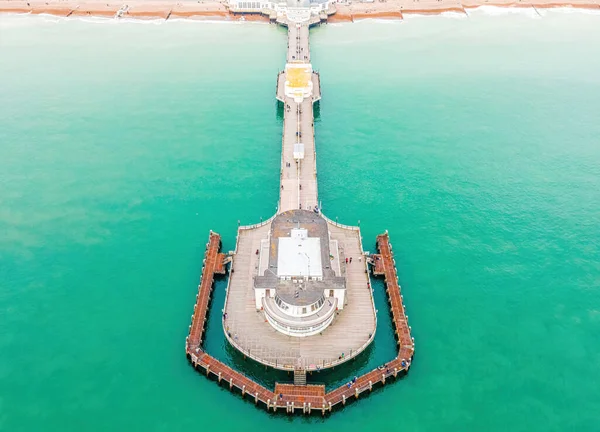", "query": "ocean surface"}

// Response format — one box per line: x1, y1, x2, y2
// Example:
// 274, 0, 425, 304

1, 10, 600, 431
